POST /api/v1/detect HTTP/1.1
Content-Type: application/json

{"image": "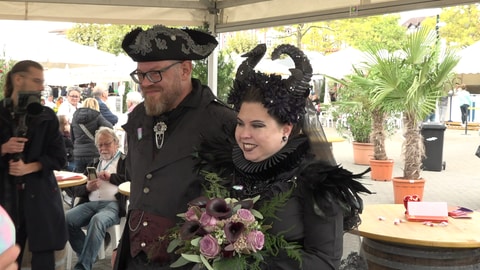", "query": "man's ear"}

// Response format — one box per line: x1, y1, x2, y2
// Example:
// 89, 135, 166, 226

180, 61, 192, 80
